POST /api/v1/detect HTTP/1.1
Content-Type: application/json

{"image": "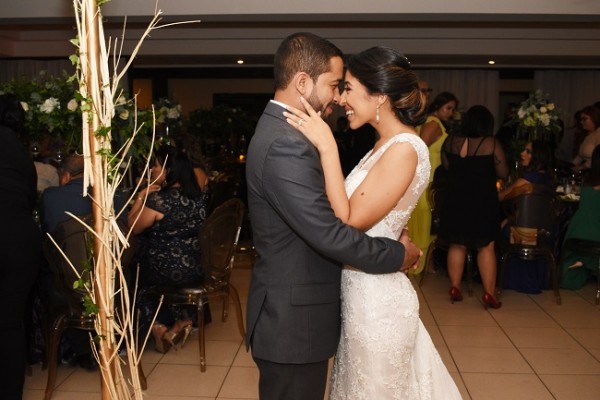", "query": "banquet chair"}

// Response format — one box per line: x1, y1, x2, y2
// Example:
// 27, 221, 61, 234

498, 191, 562, 304
157, 198, 246, 371
558, 238, 600, 305
42, 216, 146, 400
